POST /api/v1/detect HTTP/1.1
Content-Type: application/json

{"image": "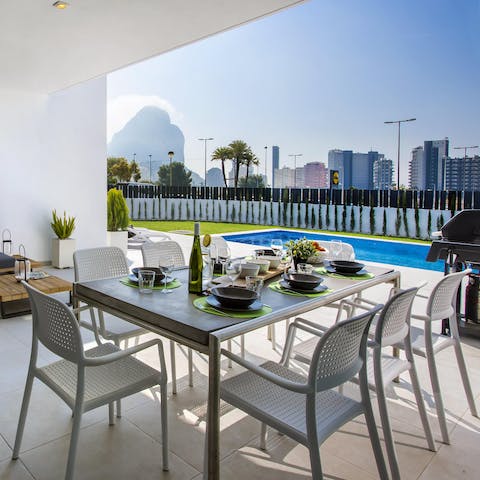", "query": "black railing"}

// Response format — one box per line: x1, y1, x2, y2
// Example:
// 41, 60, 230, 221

109, 183, 479, 210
